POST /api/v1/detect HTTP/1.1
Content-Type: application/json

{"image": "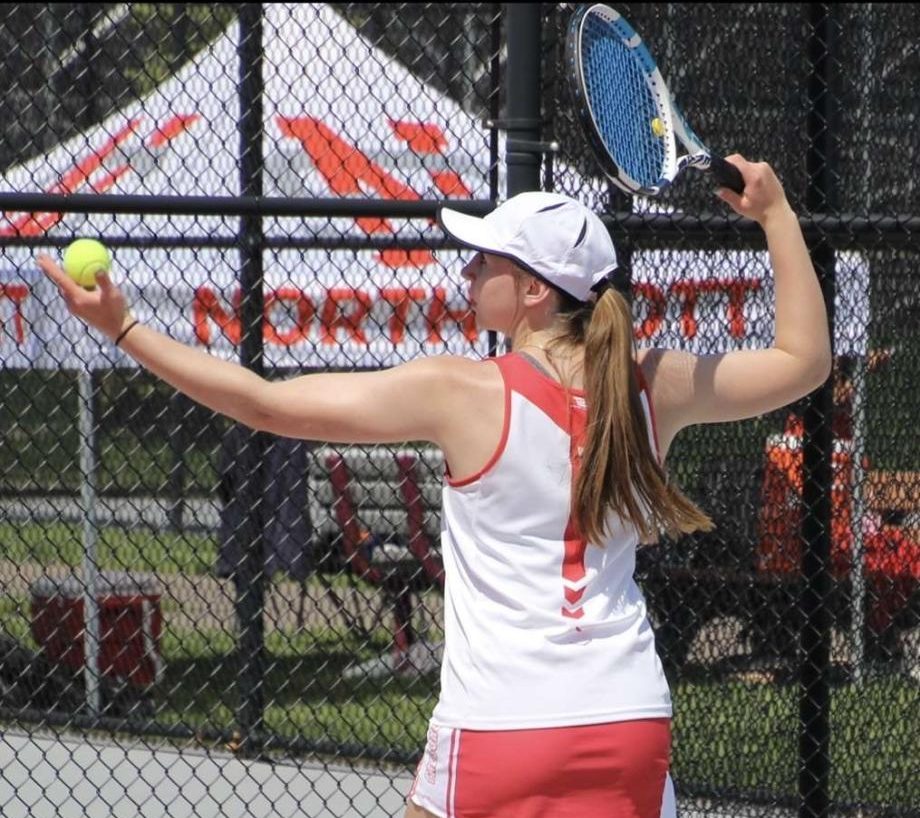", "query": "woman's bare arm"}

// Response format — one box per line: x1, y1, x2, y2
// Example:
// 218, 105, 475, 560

639, 156, 832, 456
36, 255, 475, 447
